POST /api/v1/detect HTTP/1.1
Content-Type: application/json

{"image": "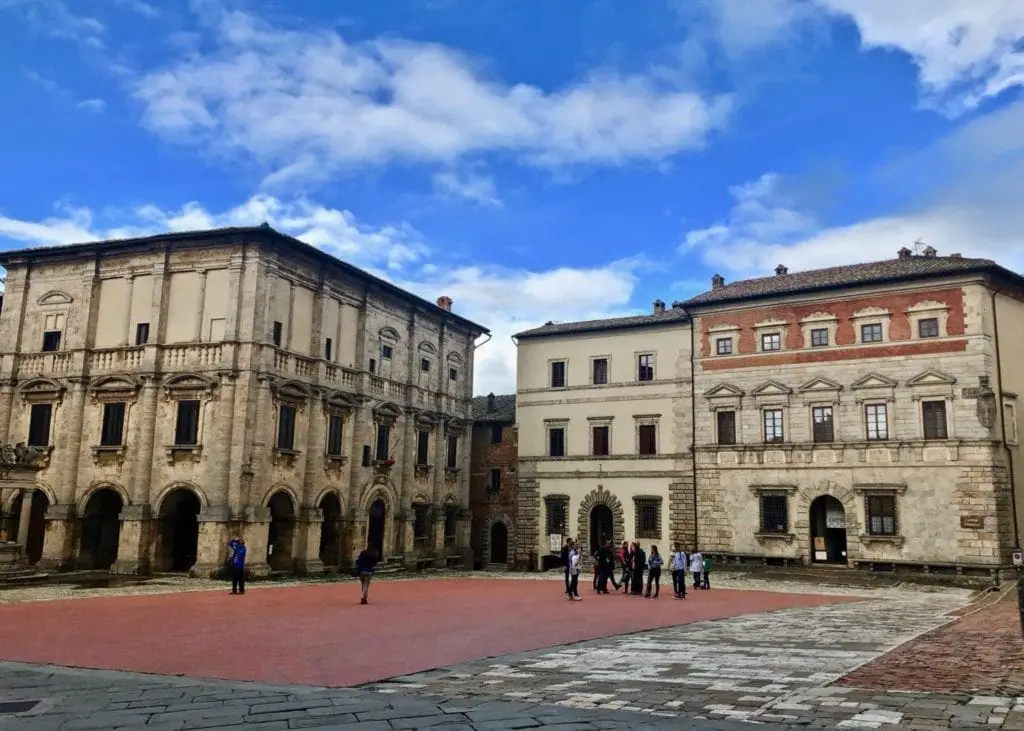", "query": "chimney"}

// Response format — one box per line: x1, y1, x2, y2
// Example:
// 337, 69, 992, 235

897, 247, 912, 260
487, 392, 495, 413
653, 299, 665, 315
949, 252, 962, 259
922, 245, 937, 258
436, 295, 452, 311
711, 273, 725, 290
775, 264, 788, 276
